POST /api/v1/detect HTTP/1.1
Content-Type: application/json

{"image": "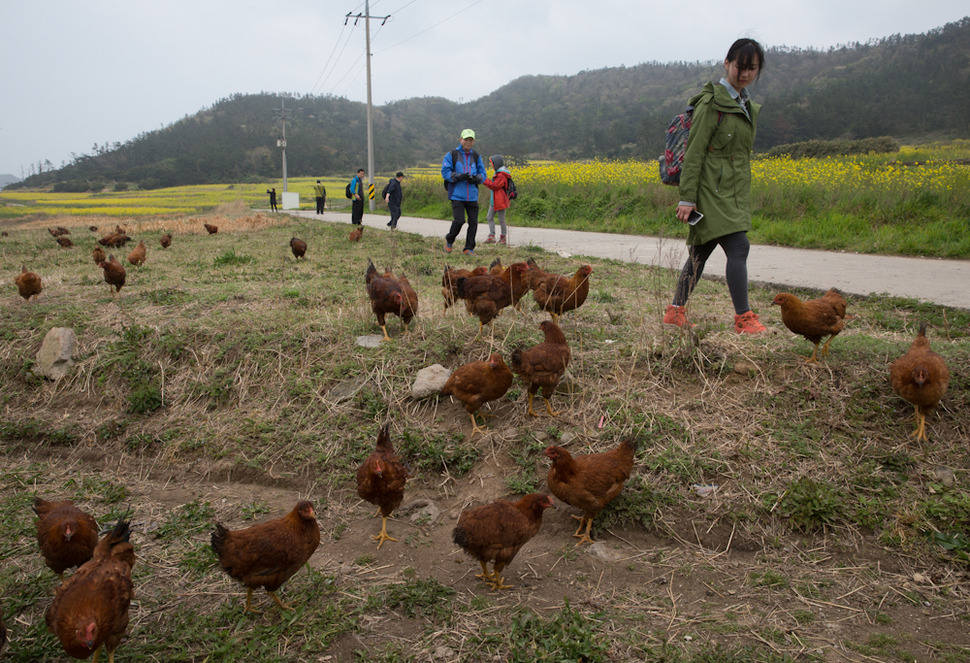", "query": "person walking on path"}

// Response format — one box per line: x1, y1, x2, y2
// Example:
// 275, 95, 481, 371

350, 168, 365, 225
483, 155, 512, 245
665, 38, 767, 335
383, 172, 405, 229
442, 129, 487, 256
313, 180, 327, 214
267, 187, 279, 213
